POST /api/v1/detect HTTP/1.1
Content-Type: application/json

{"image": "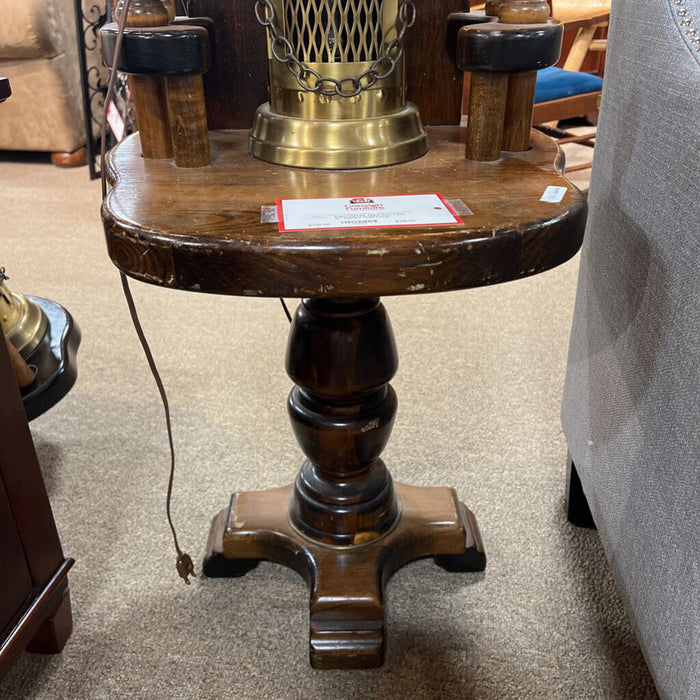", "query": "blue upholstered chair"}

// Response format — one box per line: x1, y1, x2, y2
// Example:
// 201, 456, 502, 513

532, 67, 603, 183
533, 66, 603, 126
